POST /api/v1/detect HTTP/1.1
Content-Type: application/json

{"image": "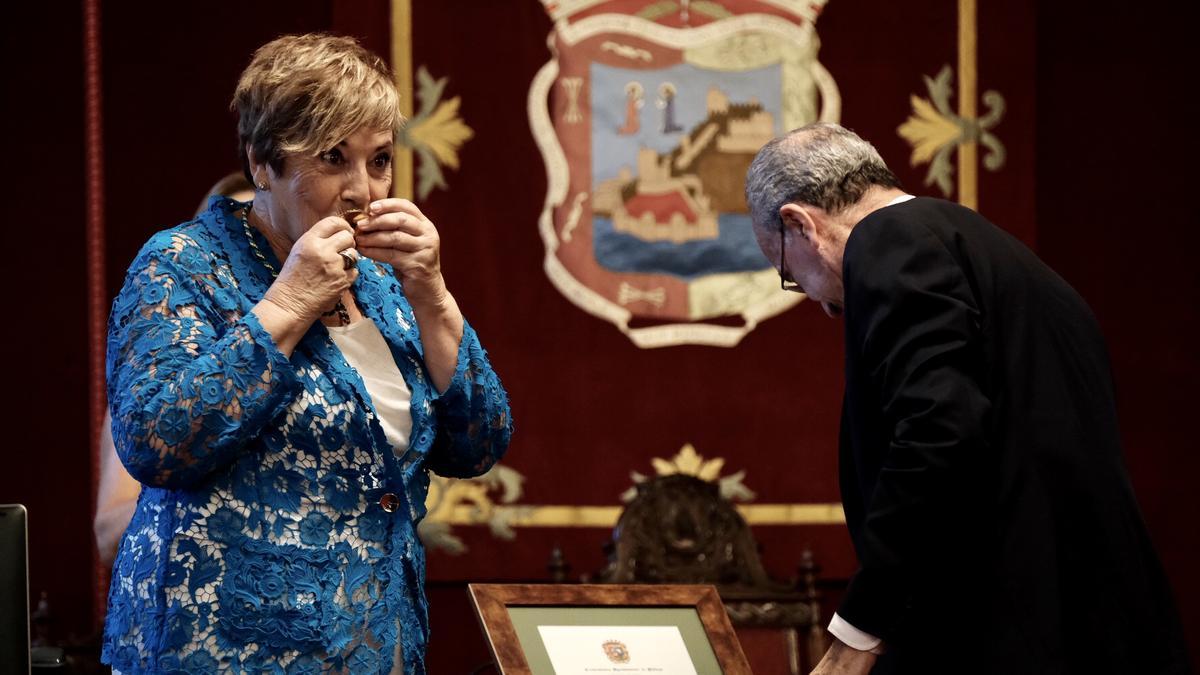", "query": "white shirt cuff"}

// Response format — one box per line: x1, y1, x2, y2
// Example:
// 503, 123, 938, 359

829, 612, 885, 654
